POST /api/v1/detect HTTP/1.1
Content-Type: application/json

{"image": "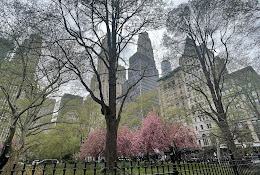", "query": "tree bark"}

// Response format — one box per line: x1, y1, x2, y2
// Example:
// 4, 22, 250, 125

0, 123, 17, 169
105, 30, 118, 169
105, 118, 118, 170
218, 119, 240, 159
